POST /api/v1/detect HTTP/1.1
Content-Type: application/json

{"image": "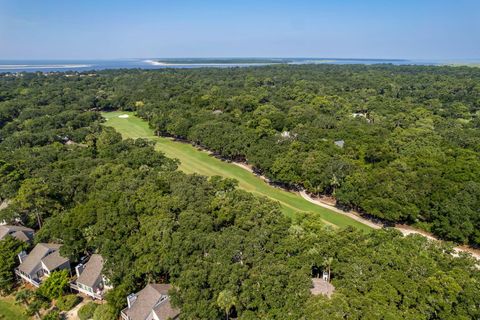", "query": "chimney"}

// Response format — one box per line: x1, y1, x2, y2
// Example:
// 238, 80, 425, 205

18, 251, 27, 264
127, 293, 137, 309
75, 264, 85, 277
